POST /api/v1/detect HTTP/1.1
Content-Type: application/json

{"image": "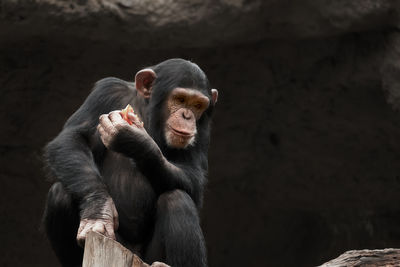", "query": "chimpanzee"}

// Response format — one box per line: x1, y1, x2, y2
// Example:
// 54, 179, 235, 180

43, 58, 218, 267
